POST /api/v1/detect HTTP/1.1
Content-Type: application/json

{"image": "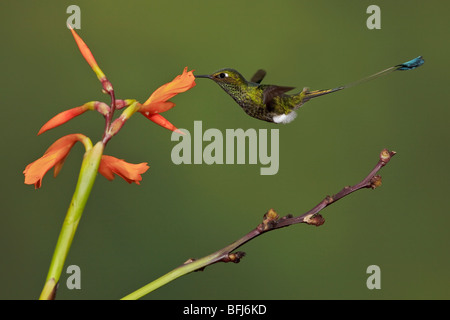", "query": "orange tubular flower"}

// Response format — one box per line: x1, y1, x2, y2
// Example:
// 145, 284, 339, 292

98, 155, 149, 185
139, 67, 196, 133
142, 67, 196, 107
23, 134, 90, 189
38, 105, 90, 135
68, 26, 106, 81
